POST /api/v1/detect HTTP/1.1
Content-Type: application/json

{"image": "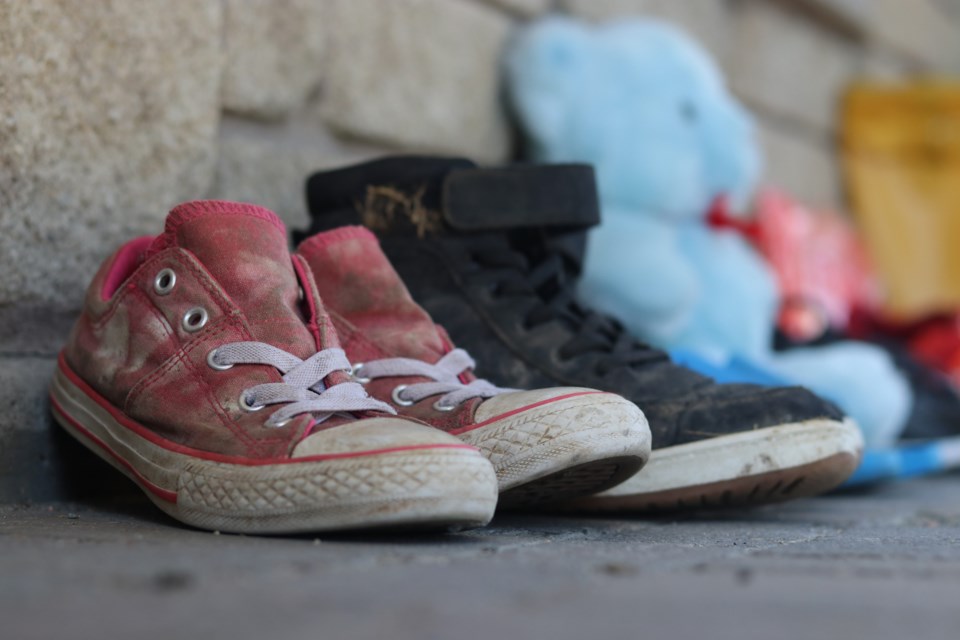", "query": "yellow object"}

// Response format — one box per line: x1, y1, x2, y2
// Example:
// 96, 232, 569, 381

841, 81, 960, 321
